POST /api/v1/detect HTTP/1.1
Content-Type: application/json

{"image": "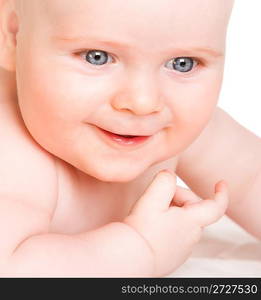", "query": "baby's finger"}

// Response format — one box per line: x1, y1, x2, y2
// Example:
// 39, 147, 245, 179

130, 169, 177, 215
171, 186, 202, 207
185, 180, 228, 226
